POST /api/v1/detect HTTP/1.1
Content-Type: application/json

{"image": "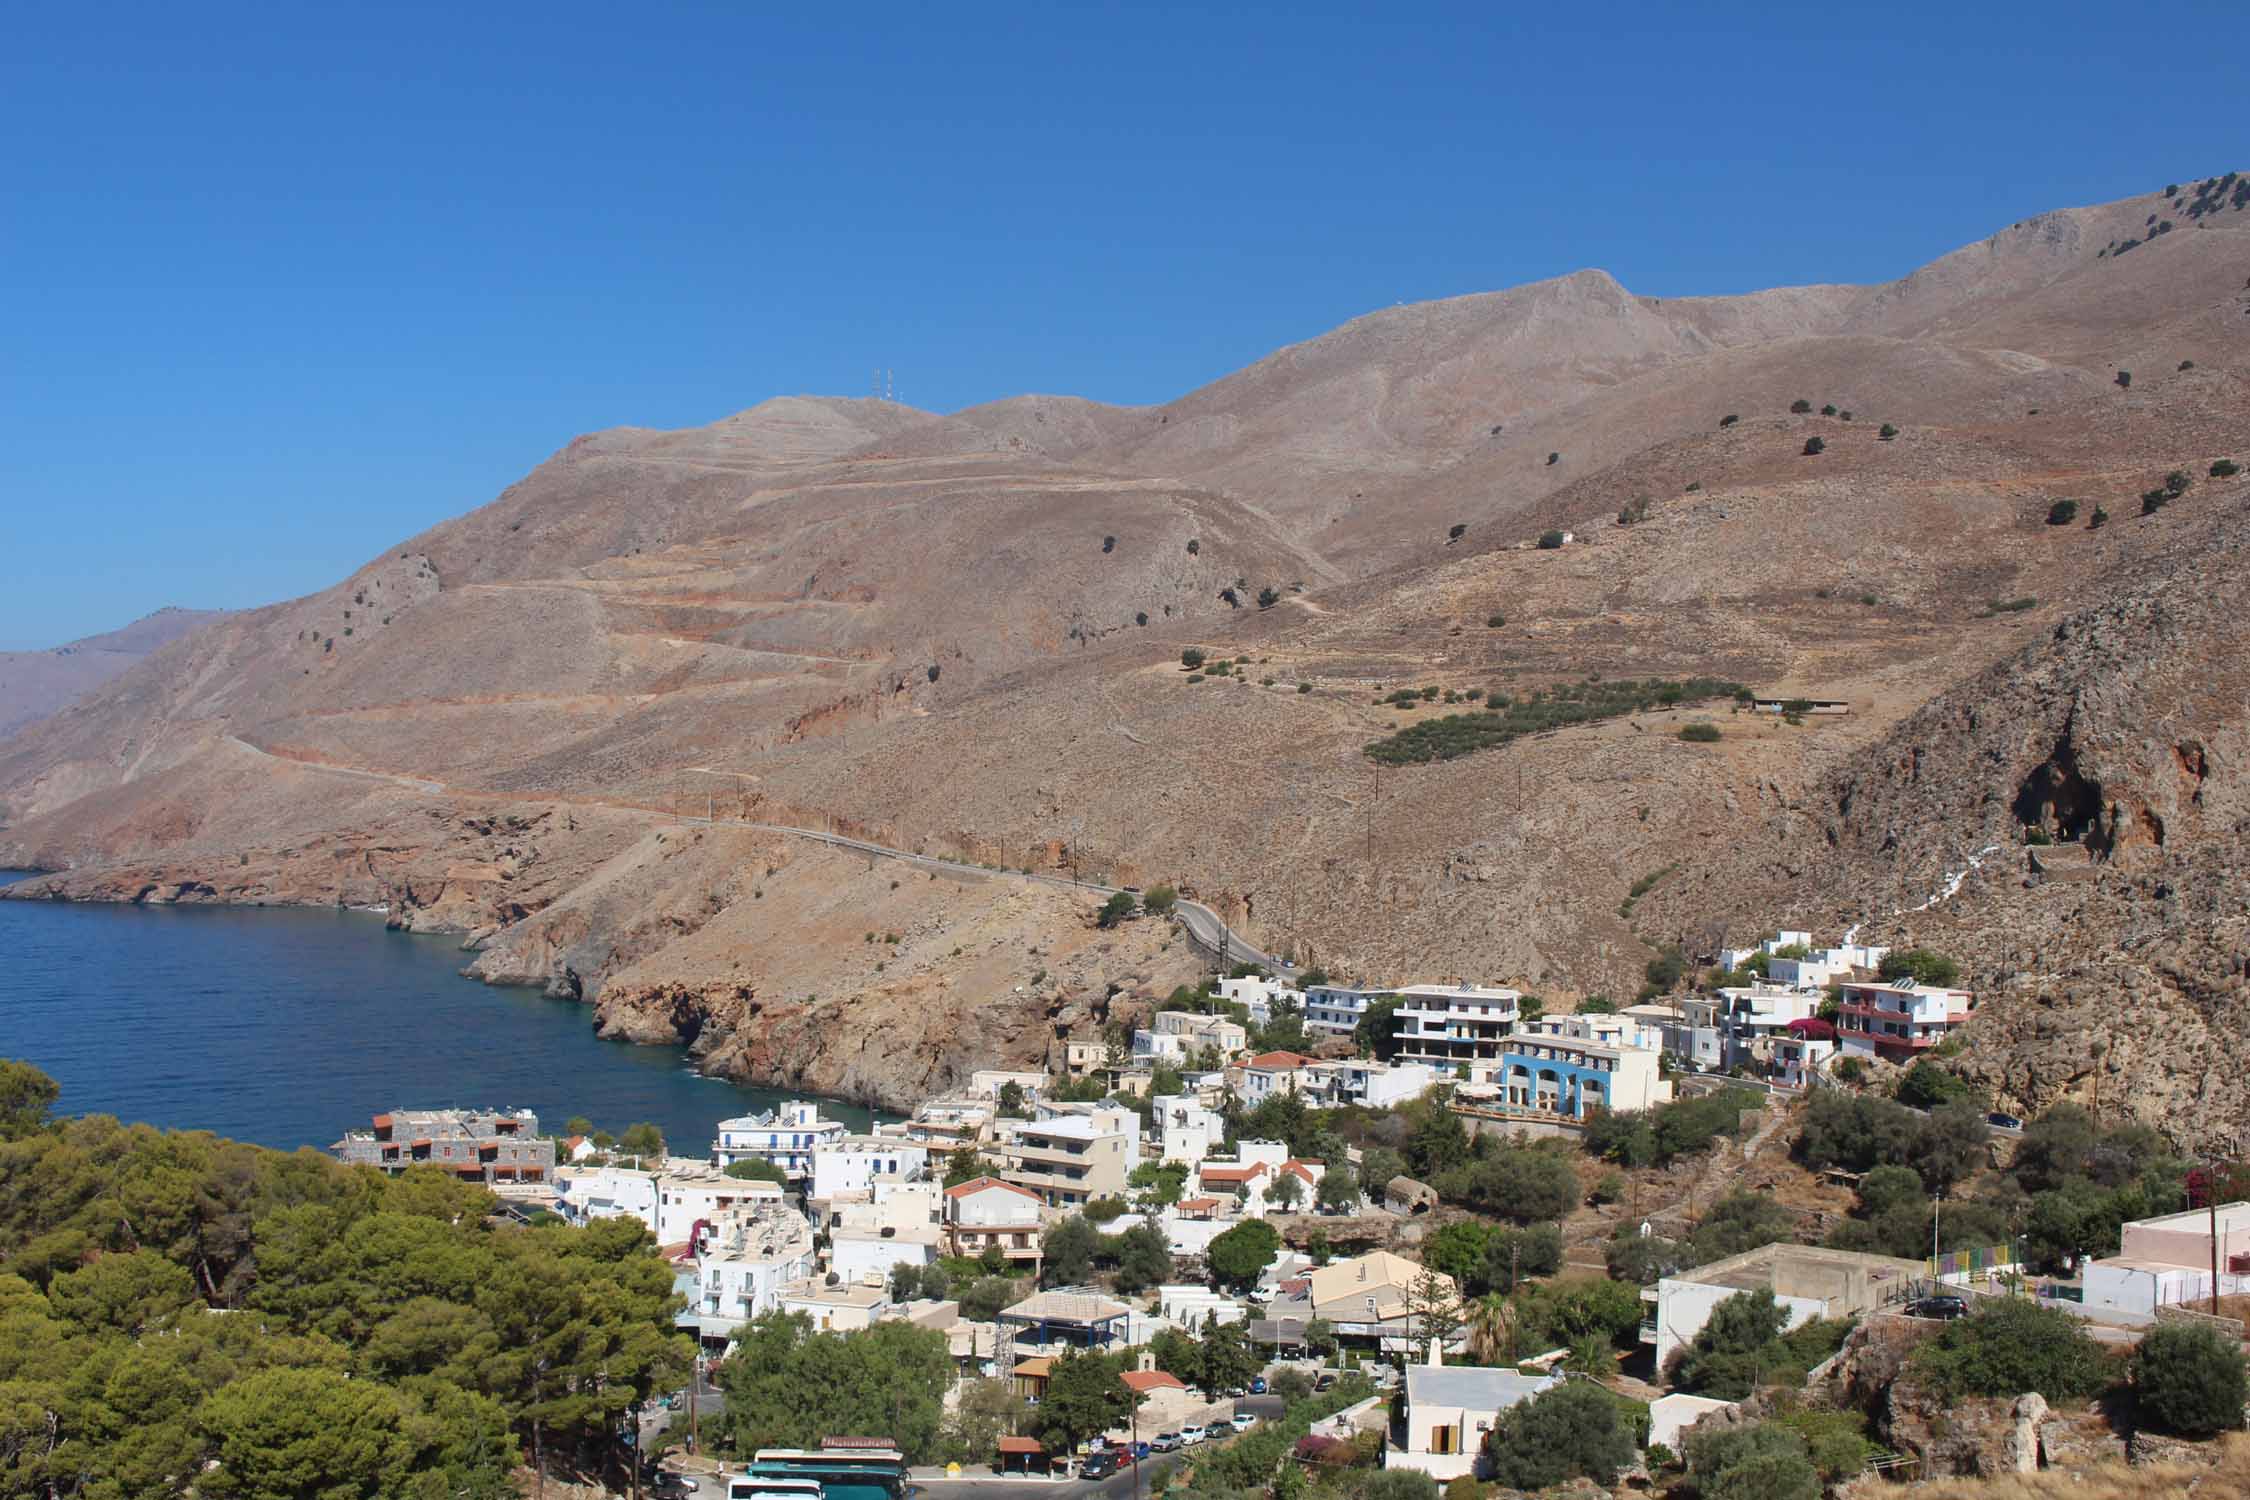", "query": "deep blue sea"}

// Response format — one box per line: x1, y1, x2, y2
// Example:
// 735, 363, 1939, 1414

0, 872, 876, 1151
